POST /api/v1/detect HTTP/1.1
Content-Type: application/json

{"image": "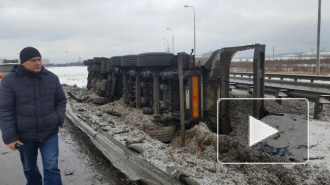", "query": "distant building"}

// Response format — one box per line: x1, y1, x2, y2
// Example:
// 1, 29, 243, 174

1, 58, 49, 64
3, 59, 19, 64
1, 59, 19, 64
